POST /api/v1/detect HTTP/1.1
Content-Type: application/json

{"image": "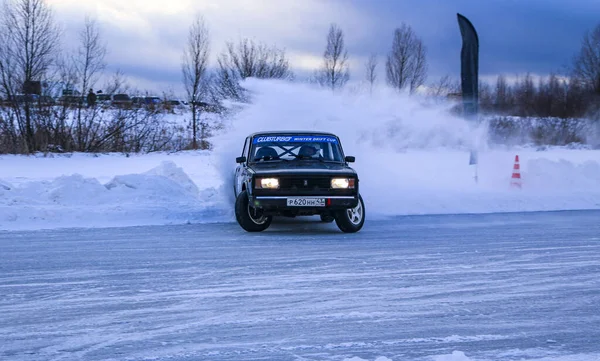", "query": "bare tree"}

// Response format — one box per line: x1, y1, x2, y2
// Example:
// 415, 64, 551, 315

478, 80, 493, 112
535, 73, 566, 117
0, 0, 60, 93
213, 38, 292, 101
103, 69, 128, 95
182, 15, 210, 149
565, 77, 589, 117
224, 38, 292, 79
211, 63, 243, 101
386, 25, 413, 91
0, 0, 61, 152
73, 16, 107, 150
316, 23, 350, 91
409, 40, 427, 93
365, 54, 377, 95
494, 75, 511, 113
427, 75, 459, 97
51, 54, 79, 150
573, 23, 600, 95
386, 23, 428, 94
513, 73, 537, 116
75, 16, 106, 99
